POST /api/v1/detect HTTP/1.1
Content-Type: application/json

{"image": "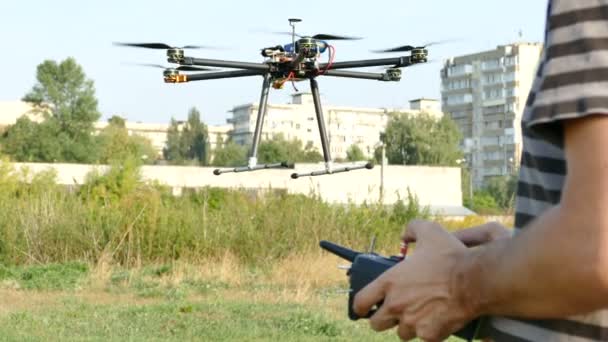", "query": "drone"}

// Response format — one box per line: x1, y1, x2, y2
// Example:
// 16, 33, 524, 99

115, 18, 431, 179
